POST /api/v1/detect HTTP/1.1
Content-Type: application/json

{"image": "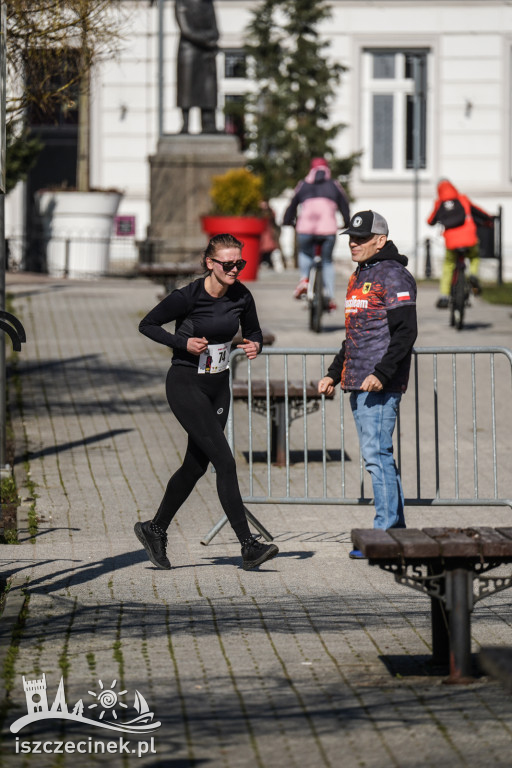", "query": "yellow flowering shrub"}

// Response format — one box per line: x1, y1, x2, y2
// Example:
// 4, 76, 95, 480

210, 168, 263, 217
